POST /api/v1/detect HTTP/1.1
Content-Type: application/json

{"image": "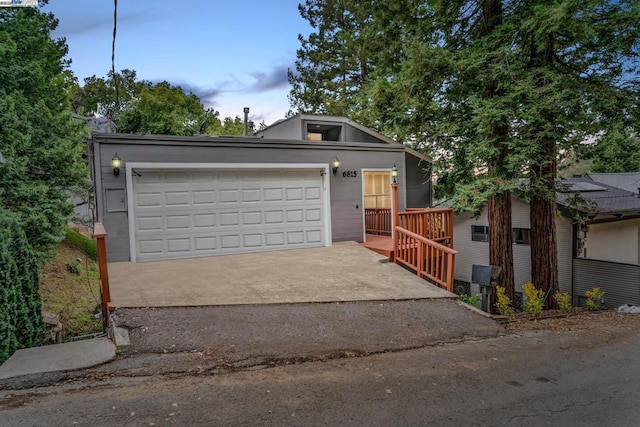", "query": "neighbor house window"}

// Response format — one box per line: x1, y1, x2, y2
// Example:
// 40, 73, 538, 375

471, 226, 531, 245
471, 225, 489, 242
512, 228, 531, 245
